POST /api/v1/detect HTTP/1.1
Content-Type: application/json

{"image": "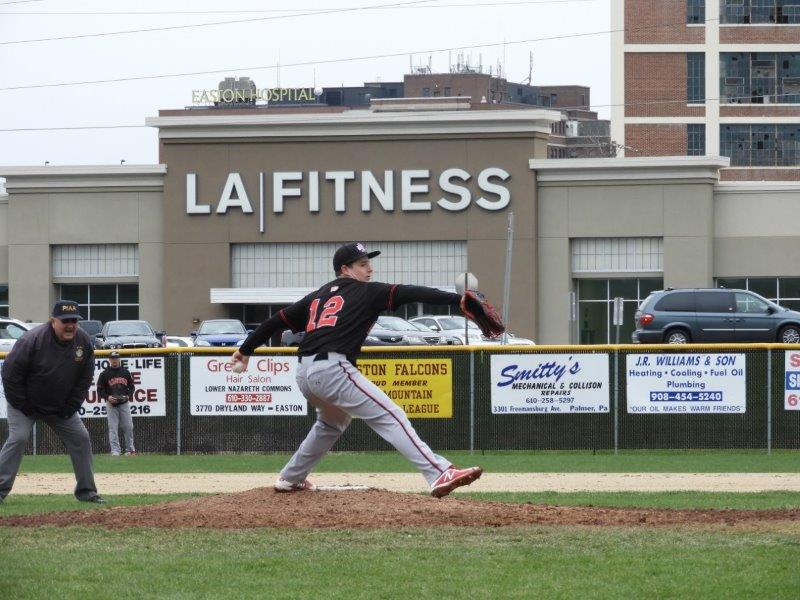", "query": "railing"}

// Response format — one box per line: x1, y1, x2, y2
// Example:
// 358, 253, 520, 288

1, 344, 799, 455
